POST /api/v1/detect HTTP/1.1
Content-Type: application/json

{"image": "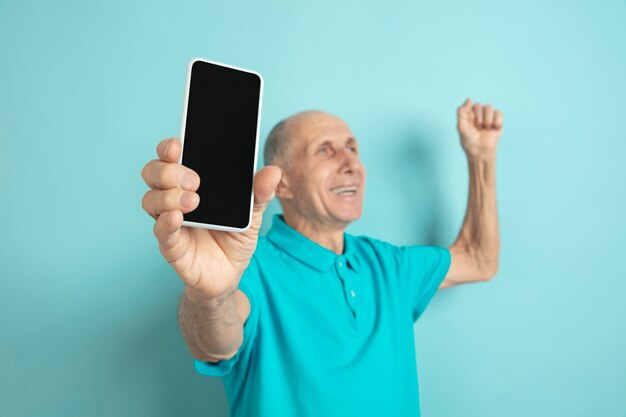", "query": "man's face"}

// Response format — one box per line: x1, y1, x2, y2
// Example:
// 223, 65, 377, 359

278, 112, 366, 229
